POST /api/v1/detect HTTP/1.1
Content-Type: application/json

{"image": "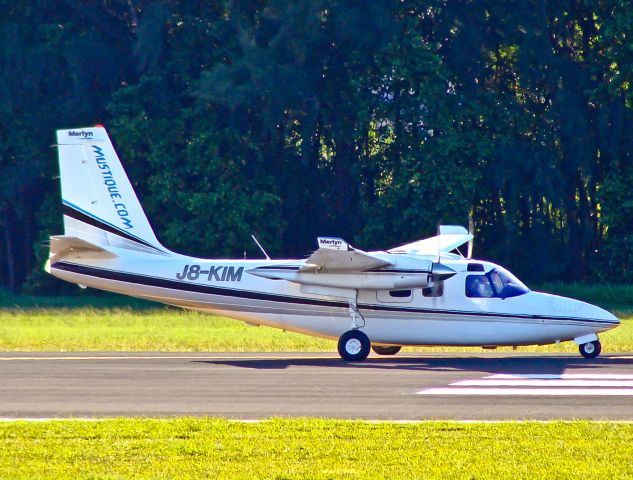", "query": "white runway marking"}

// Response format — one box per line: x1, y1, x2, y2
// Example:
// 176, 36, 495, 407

0, 354, 338, 361
419, 387, 633, 396
418, 373, 633, 396
454, 380, 633, 387
1, 417, 632, 423
489, 374, 633, 380
0, 418, 103, 422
